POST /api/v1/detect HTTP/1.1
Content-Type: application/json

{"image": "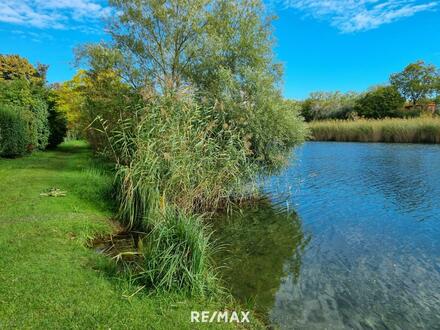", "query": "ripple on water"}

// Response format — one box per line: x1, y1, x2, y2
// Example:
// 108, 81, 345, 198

216, 142, 440, 329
